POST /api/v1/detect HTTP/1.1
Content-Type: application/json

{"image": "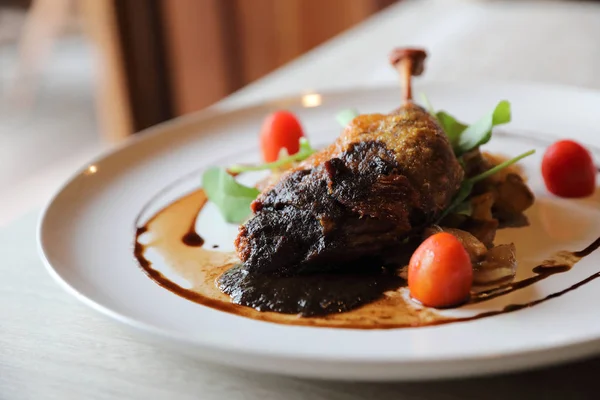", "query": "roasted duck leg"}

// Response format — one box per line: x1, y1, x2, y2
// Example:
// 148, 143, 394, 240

235, 48, 464, 275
